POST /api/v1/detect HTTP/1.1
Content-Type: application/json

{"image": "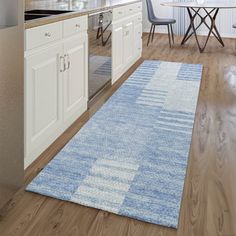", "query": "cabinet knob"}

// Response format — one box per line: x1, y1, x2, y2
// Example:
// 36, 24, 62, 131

45, 32, 51, 37
75, 24, 80, 28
